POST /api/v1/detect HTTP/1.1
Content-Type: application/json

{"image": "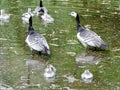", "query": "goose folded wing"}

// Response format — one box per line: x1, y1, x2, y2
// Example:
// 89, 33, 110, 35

27, 34, 45, 51
81, 30, 104, 47
40, 35, 49, 49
